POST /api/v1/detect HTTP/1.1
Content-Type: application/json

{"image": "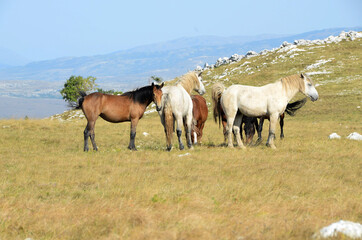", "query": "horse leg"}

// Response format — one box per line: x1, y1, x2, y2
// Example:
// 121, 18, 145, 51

185, 114, 193, 149
175, 116, 185, 150
233, 114, 245, 149
128, 118, 139, 151
222, 120, 228, 145
84, 120, 98, 151
256, 117, 265, 145
280, 114, 285, 139
198, 122, 205, 144
266, 114, 278, 149
83, 122, 90, 152
226, 110, 237, 148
